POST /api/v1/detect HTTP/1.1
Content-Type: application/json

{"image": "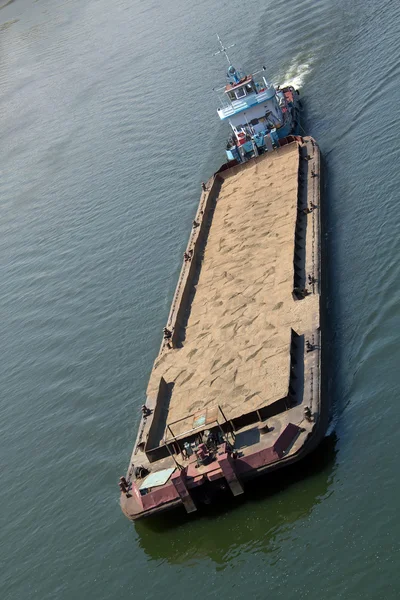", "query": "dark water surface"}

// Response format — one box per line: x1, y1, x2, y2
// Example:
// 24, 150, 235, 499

1, 0, 400, 598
